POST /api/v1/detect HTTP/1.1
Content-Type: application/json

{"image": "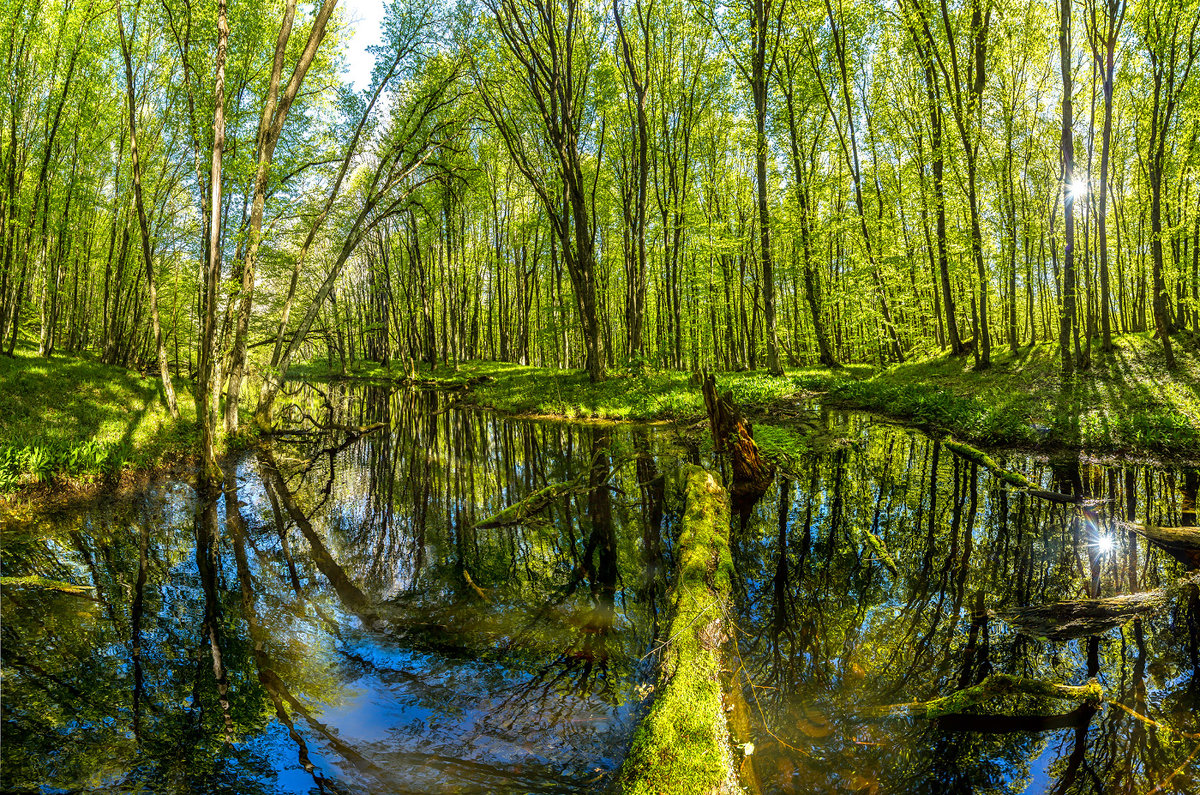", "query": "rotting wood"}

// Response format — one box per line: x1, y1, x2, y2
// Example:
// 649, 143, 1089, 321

699, 371, 774, 497
863, 529, 899, 575
999, 572, 1200, 641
